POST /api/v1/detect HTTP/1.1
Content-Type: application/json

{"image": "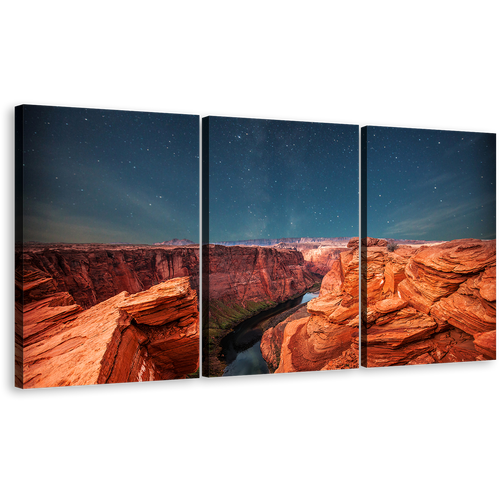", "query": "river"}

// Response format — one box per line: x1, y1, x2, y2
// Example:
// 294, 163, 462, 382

220, 290, 320, 376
